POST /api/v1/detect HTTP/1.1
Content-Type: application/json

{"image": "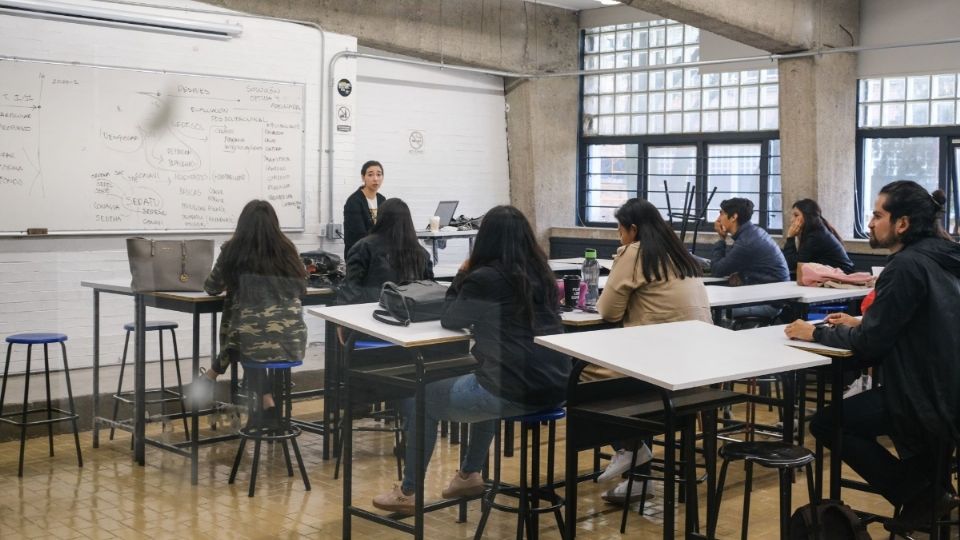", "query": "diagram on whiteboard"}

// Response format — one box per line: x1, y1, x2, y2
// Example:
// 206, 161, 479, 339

0, 58, 306, 234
